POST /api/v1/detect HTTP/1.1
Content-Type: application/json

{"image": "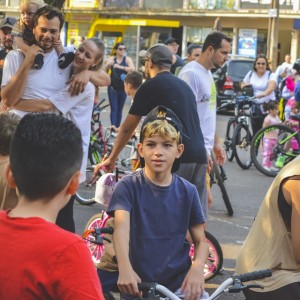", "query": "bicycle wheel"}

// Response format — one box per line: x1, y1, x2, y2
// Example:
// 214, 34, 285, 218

83, 213, 105, 265
212, 156, 233, 216
251, 124, 300, 177
75, 168, 96, 205
232, 123, 252, 169
224, 117, 237, 161
189, 231, 223, 281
